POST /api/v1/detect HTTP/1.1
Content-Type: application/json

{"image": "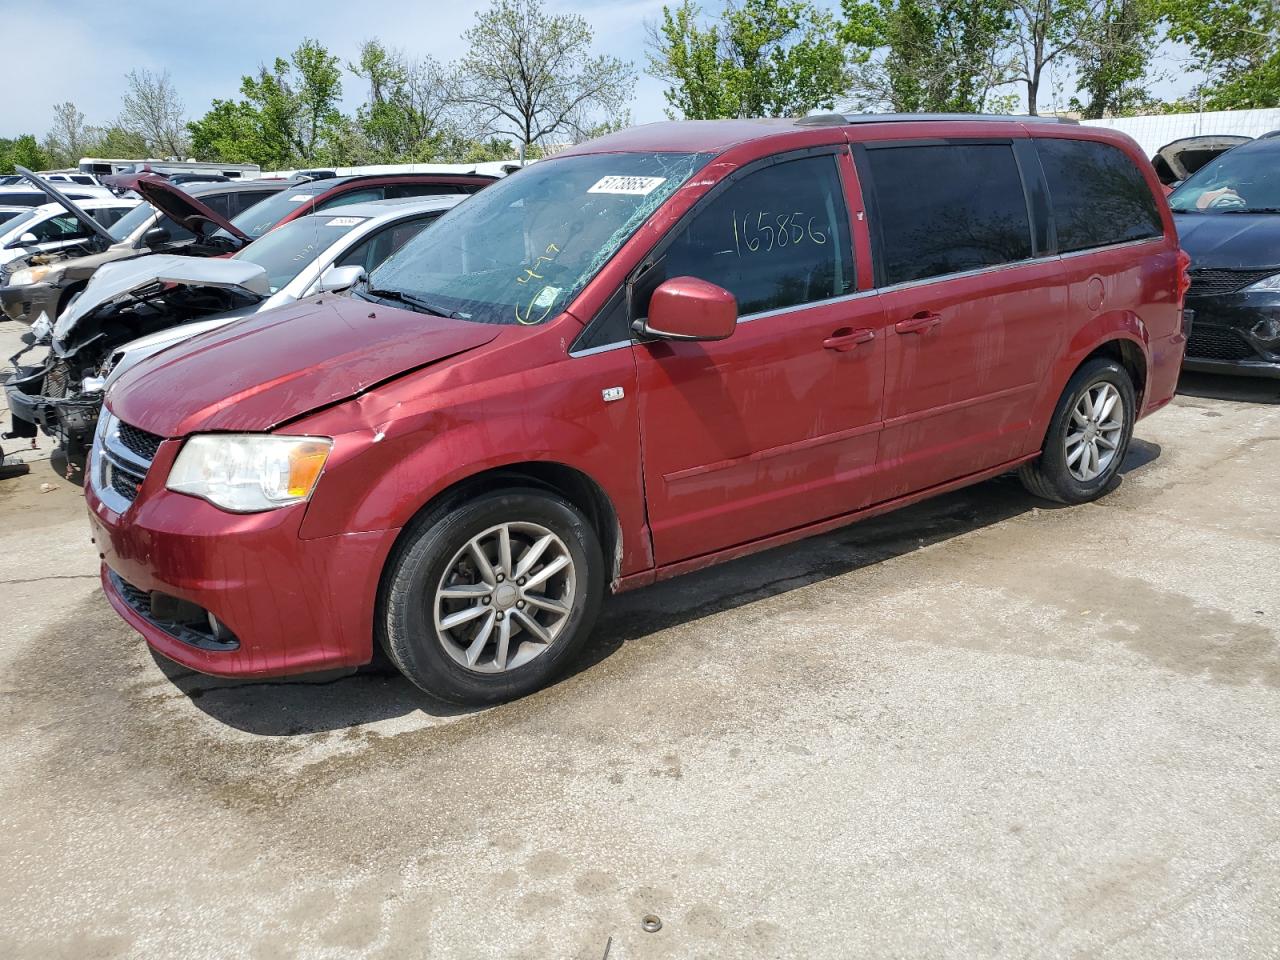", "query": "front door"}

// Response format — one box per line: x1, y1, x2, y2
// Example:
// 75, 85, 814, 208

634, 151, 887, 566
